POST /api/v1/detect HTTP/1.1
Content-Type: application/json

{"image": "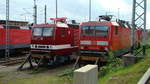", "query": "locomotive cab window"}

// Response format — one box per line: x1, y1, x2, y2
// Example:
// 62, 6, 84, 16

81, 25, 108, 36
82, 26, 95, 36
33, 28, 42, 36
43, 27, 54, 36
95, 26, 108, 36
